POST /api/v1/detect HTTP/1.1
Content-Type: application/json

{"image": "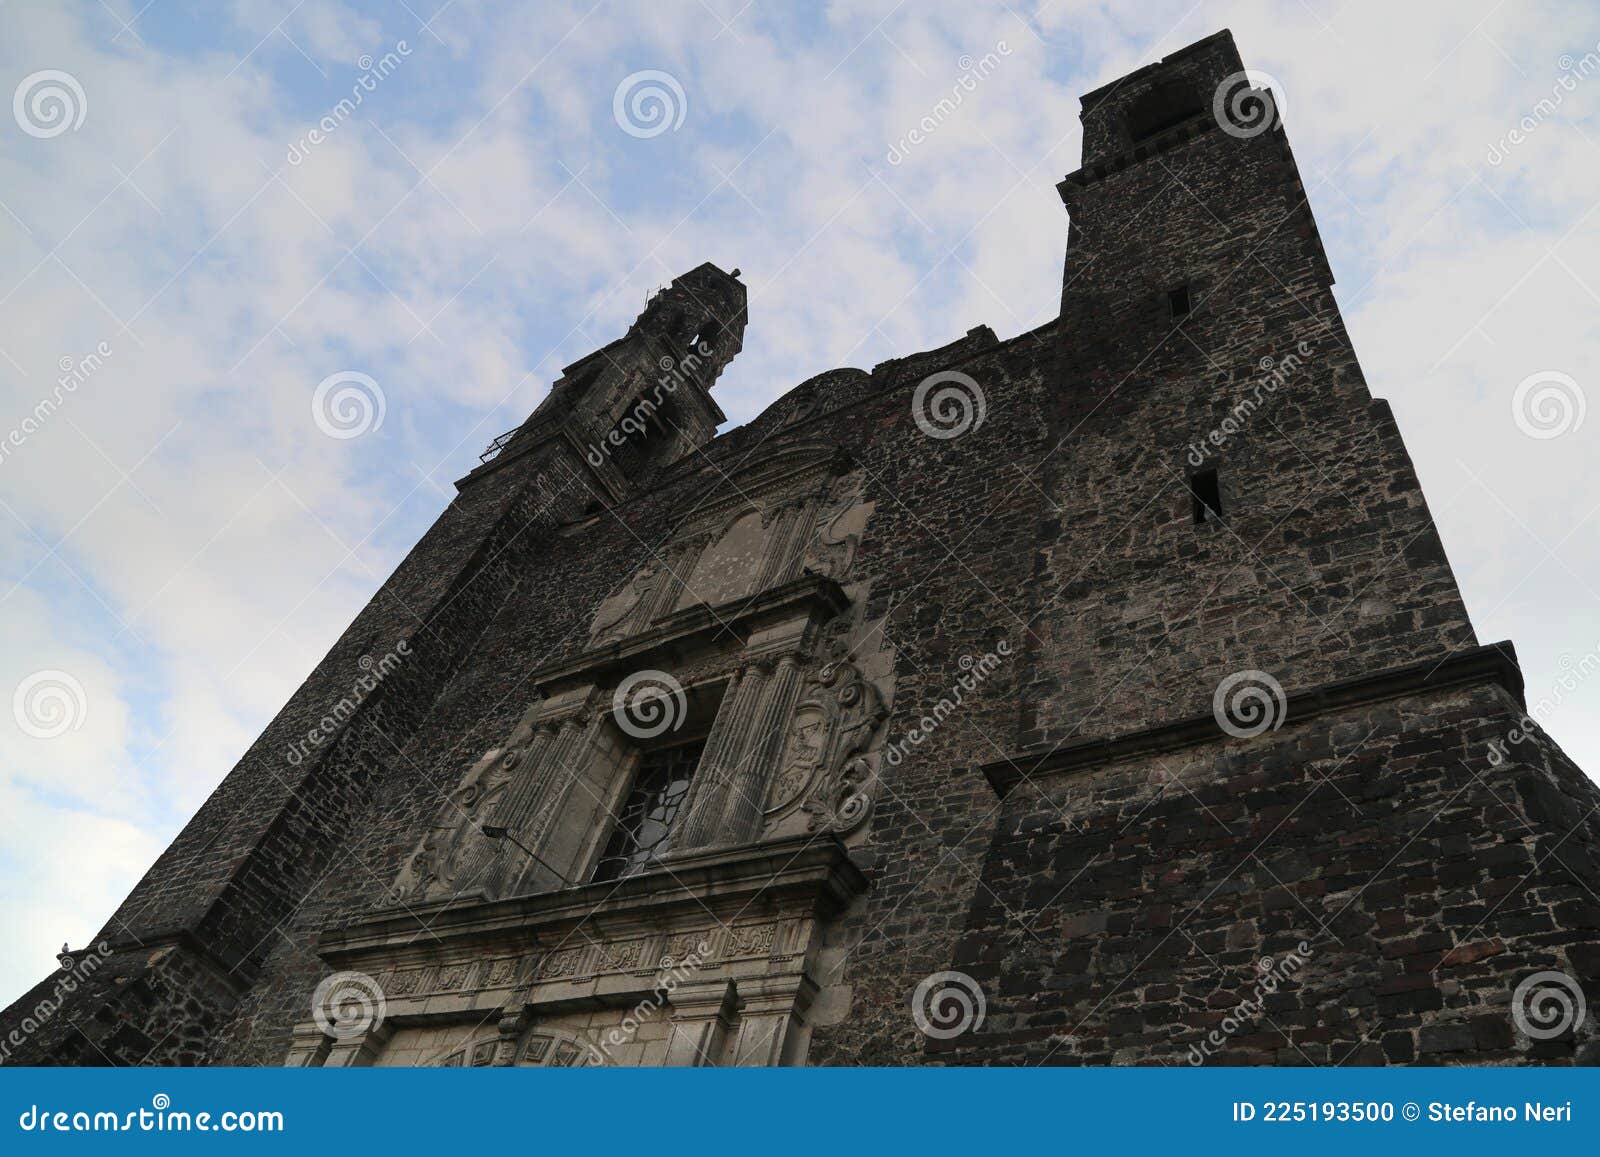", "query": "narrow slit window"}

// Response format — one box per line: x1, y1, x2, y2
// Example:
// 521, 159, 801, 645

1167, 284, 1192, 318
1191, 468, 1222, 524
